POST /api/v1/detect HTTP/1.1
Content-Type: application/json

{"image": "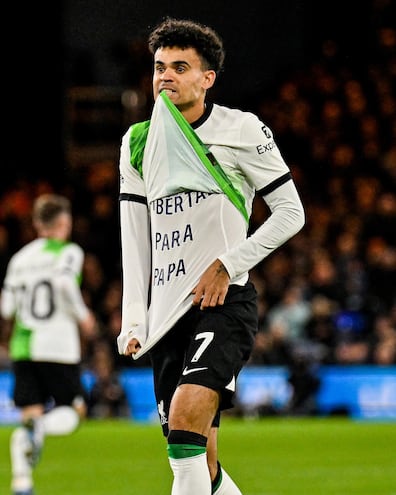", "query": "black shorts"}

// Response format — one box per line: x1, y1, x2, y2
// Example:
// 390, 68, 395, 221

149, 282, 258, 436
12, 361, 86, 409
